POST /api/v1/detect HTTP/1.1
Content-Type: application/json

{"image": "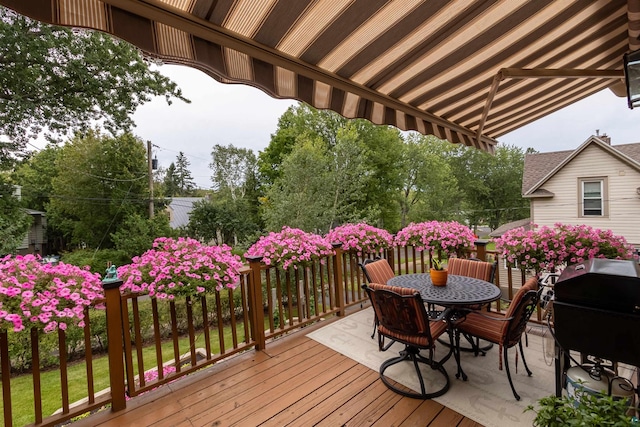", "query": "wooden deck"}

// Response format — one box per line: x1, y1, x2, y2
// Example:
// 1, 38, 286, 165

72, 316, 481, 427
